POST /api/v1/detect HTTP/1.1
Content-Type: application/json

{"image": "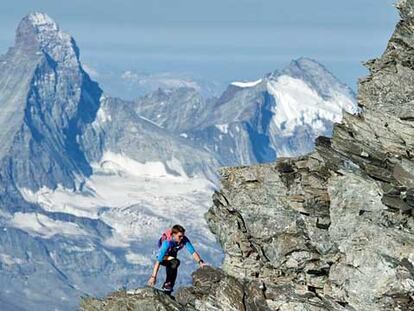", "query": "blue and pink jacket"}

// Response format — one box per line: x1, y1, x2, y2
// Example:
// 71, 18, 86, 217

157, 235, 196, 262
